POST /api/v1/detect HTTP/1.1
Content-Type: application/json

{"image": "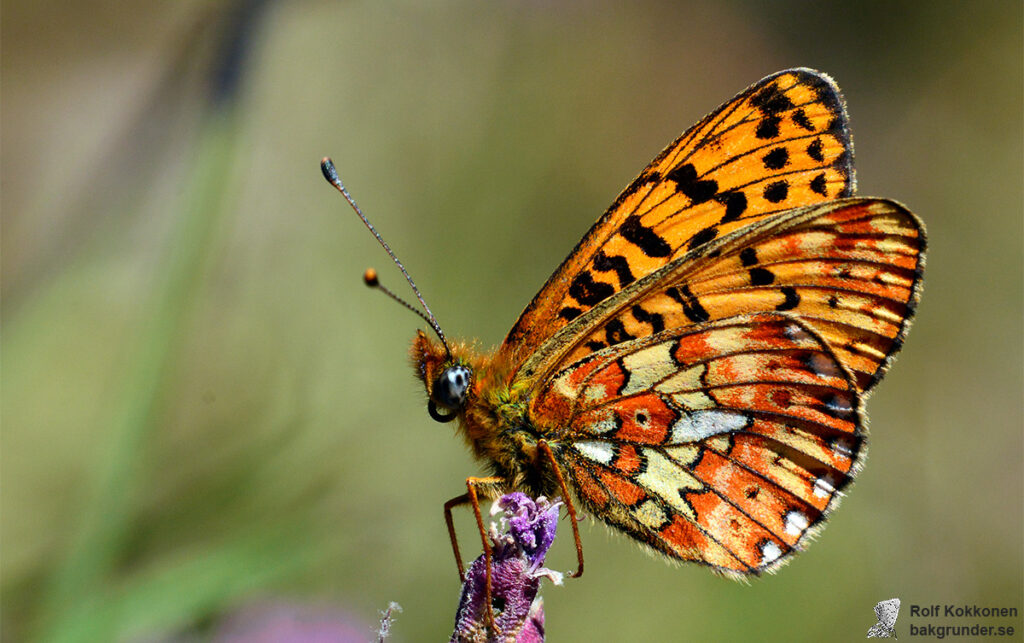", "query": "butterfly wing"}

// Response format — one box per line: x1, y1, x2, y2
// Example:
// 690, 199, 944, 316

485, 70, 924, 576
502, 68, 855, 369
544, 198, 925, 392
875, 598, 901, 626
530, 314, 863, 575
867, 598, 900, 637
